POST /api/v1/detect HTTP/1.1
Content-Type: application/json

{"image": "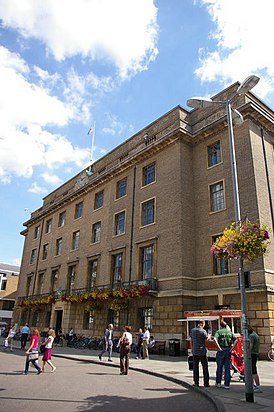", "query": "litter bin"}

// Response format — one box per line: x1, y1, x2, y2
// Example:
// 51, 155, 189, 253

168, 338, 180, 356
